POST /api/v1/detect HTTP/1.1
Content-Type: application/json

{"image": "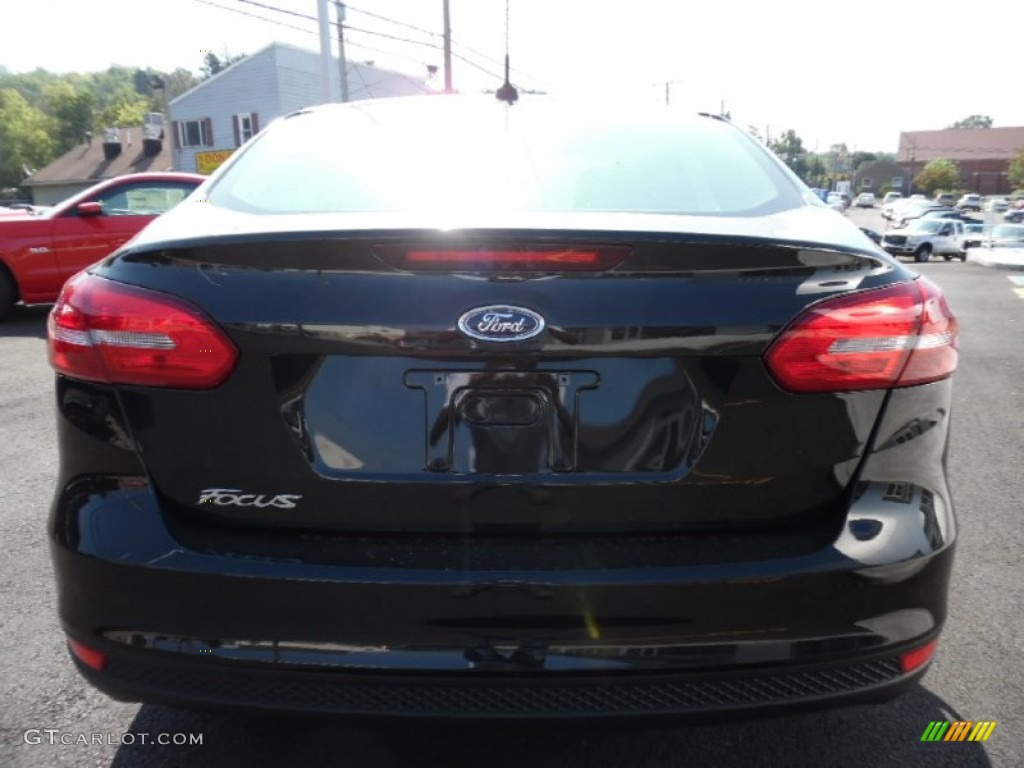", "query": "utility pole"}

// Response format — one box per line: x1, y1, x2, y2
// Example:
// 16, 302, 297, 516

335, 1, 349, 102
442, 0, 453, 93
317, 0, 333, 102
